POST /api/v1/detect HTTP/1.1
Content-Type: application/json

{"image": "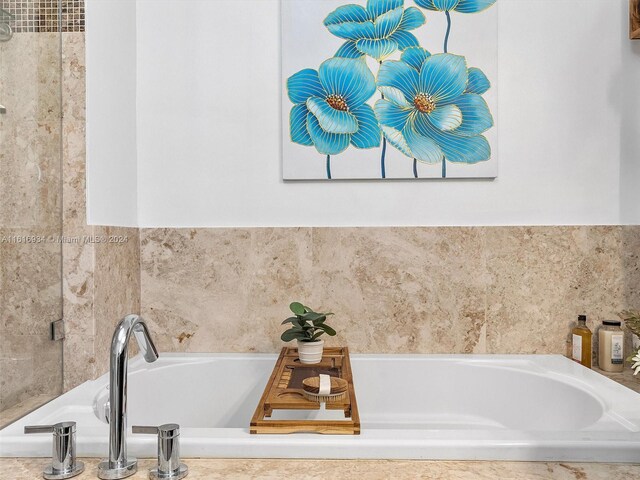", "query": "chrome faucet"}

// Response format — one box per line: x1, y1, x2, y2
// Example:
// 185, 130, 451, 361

98, 314, 159, 480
